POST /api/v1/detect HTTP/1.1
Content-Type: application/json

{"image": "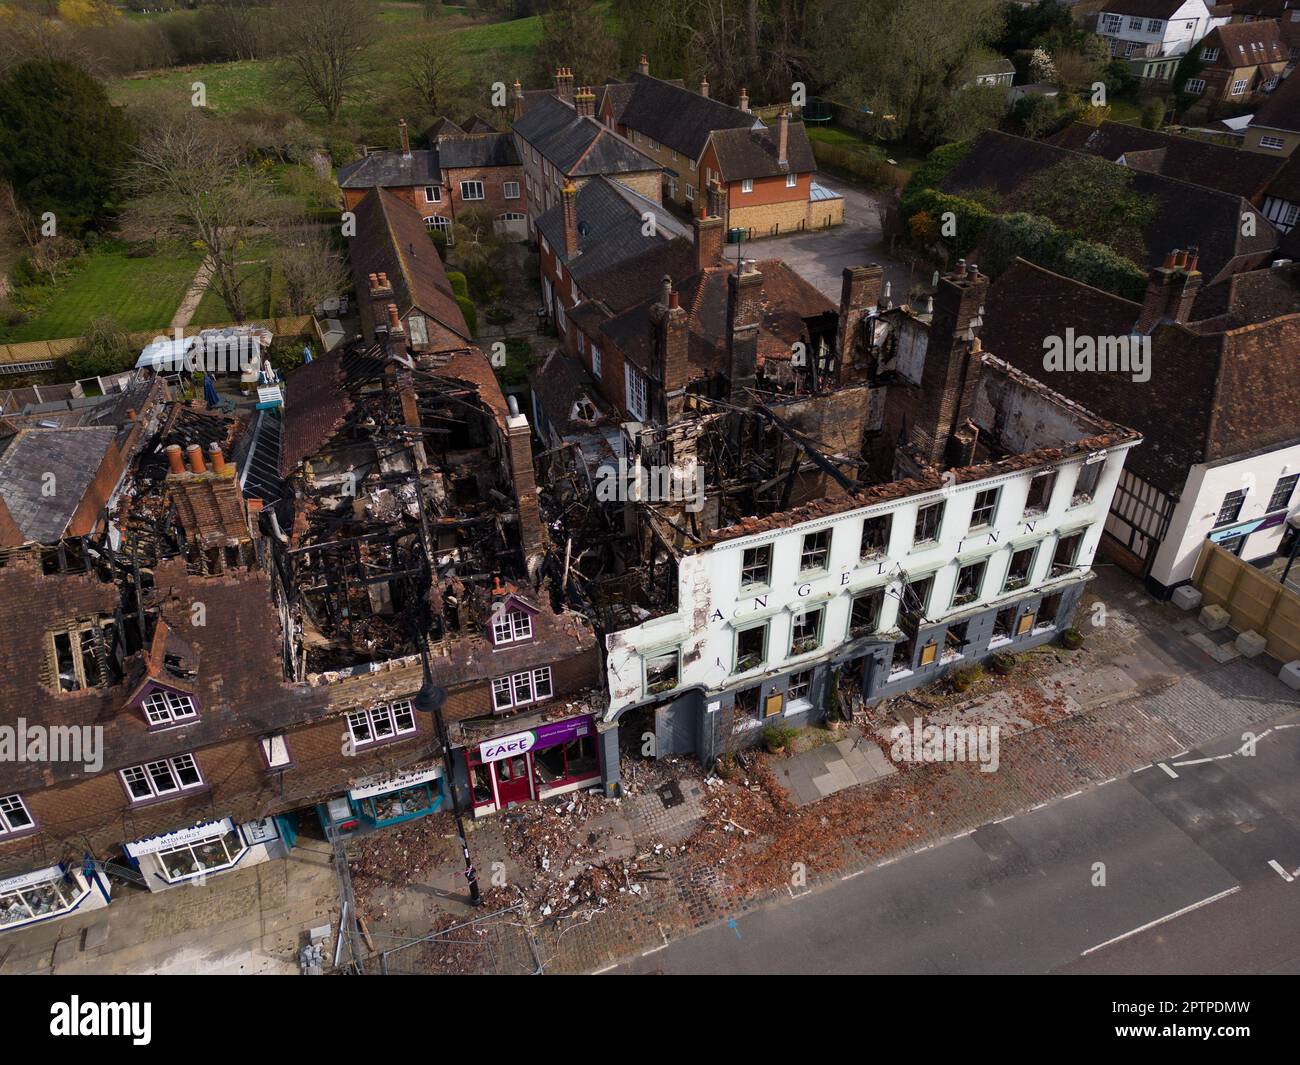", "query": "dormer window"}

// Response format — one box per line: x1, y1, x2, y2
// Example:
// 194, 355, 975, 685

492, 608, 533, 645
141, 688, 198, 727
